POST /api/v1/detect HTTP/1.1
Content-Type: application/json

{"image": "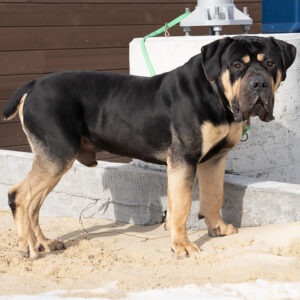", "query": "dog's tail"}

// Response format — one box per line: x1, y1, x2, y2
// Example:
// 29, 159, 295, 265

3, 80, 35, 121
